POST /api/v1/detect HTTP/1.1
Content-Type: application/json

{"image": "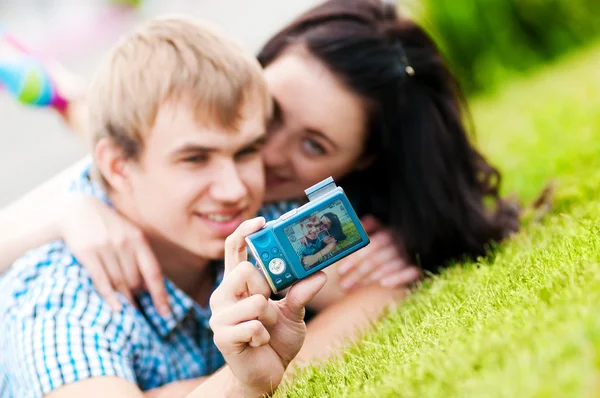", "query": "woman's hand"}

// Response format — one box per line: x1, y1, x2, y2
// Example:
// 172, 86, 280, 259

301, 253, 320, 267
336, 215, 421, 291
59, 193, 170, 315
322, 236, 337, 245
